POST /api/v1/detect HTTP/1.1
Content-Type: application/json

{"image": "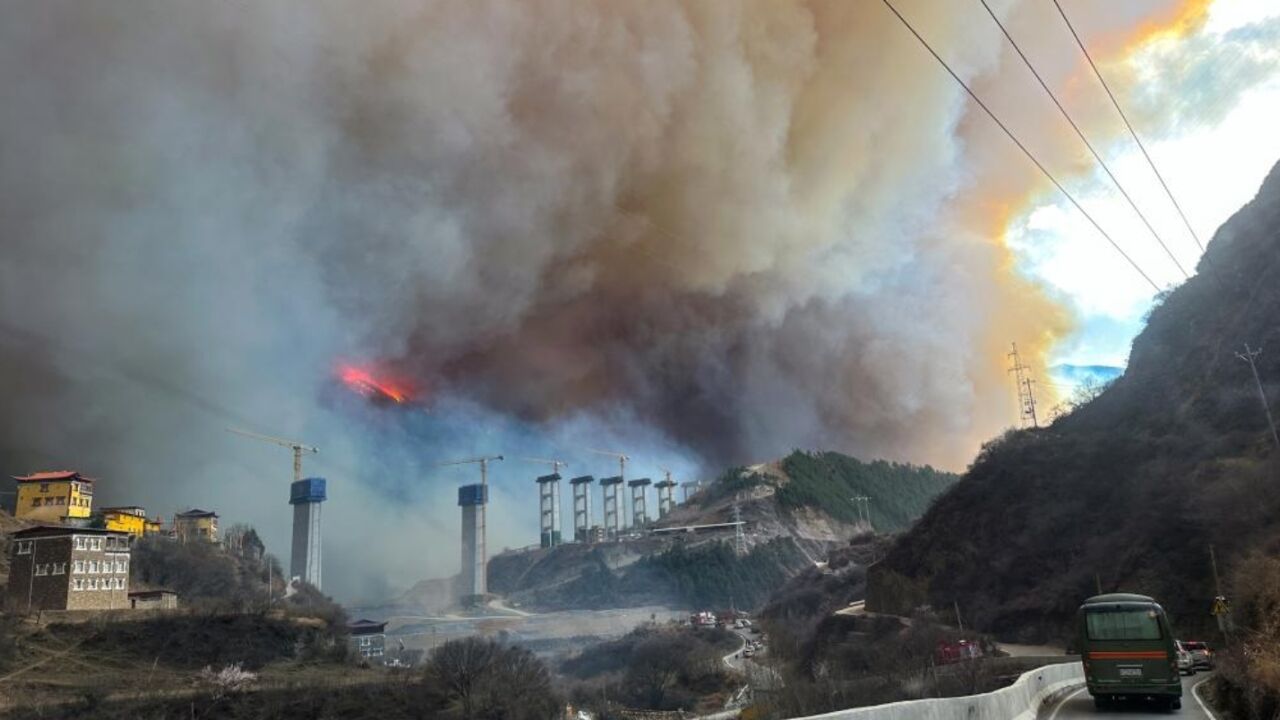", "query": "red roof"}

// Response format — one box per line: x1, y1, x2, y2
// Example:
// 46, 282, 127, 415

12, 471, 95, 483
